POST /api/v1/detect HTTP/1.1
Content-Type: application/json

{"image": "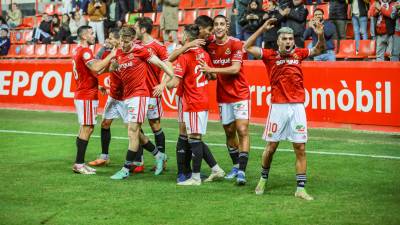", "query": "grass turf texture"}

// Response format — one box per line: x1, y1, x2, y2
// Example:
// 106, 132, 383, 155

0, 109, 399, 225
